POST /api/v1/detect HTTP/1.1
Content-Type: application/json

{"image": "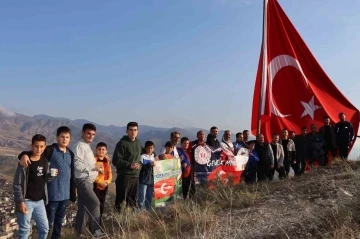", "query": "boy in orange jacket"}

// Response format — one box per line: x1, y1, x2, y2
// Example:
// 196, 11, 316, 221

93, 142, 112, 223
